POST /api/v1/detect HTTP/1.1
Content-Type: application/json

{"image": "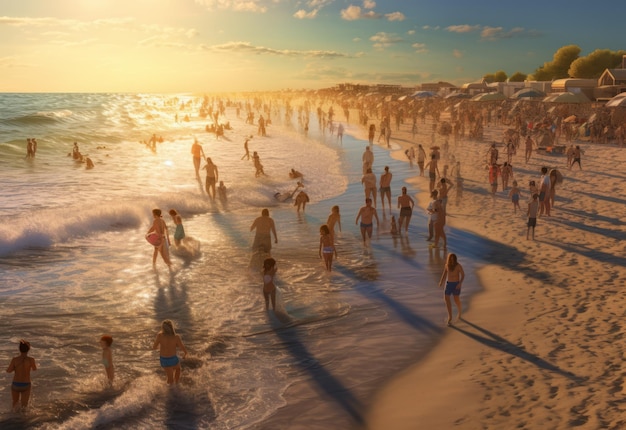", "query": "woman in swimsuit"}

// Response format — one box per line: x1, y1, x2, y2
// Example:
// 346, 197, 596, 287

326, 205, 342, 242
100, 335, 114, 385
147, 208, 171, 268
318, 225, 337, 271
152, 320, 188, 385
169, 209, 185, 247
262, 258, 277, 310
6, 340, 37, 411
438, 253, 465, 325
